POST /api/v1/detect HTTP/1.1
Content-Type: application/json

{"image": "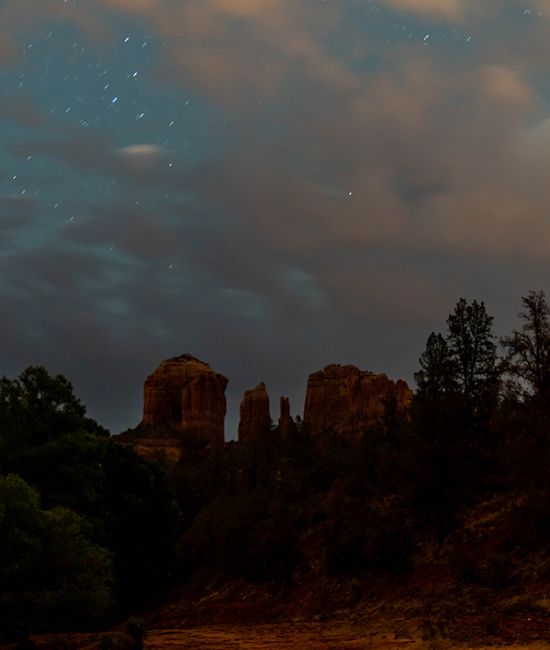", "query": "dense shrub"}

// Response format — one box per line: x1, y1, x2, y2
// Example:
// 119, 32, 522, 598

0, 474, 112, 640
178, 491, 300, 582
0, 367, 179, 635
